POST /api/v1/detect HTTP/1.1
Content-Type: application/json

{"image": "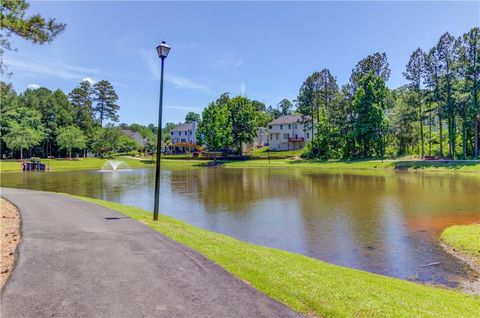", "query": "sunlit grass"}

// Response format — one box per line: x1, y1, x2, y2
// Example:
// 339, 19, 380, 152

441, 224, 480, 259
70, 195, 480, 318
0, 157, 201, 173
